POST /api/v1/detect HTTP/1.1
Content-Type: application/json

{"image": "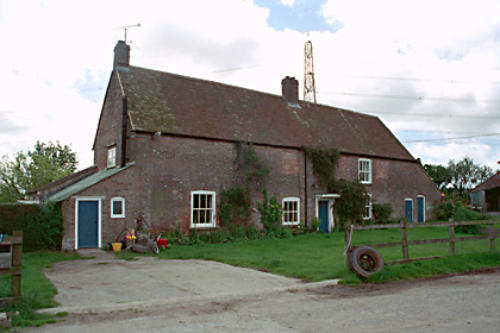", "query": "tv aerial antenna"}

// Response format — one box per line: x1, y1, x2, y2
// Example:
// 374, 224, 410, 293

117, 23, 141, 43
